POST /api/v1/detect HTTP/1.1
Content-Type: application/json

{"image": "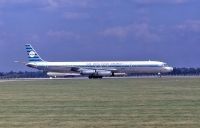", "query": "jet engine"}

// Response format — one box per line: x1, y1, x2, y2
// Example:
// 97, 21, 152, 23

47, 72, 80, 77
80, 70, 112, 76
113, 73, 127, 76
80, 70, 96, 75
97, 70, 112, 76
